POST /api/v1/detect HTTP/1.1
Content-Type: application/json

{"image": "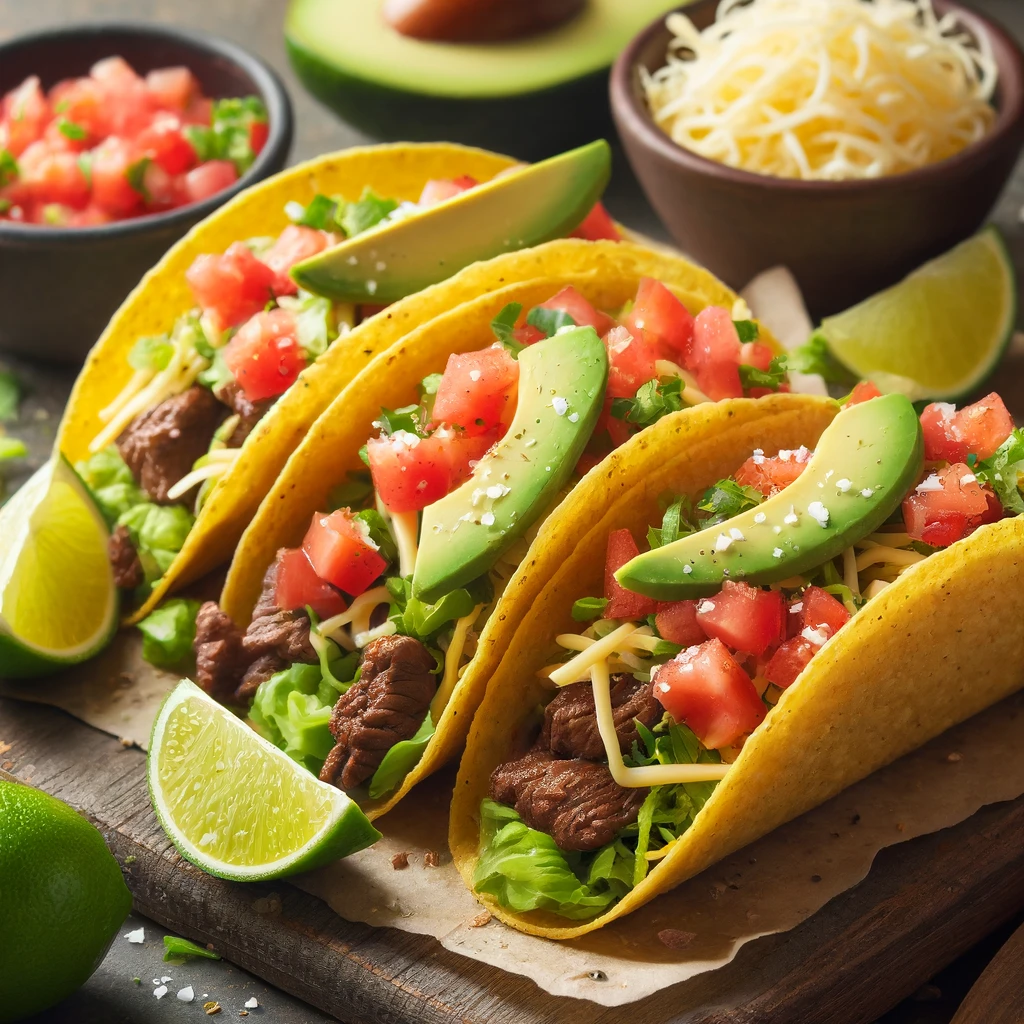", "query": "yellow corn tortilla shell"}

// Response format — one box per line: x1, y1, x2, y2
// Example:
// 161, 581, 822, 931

449, 393, 1024, 938
218, 238, 772, 819
57, 143, 519, 624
